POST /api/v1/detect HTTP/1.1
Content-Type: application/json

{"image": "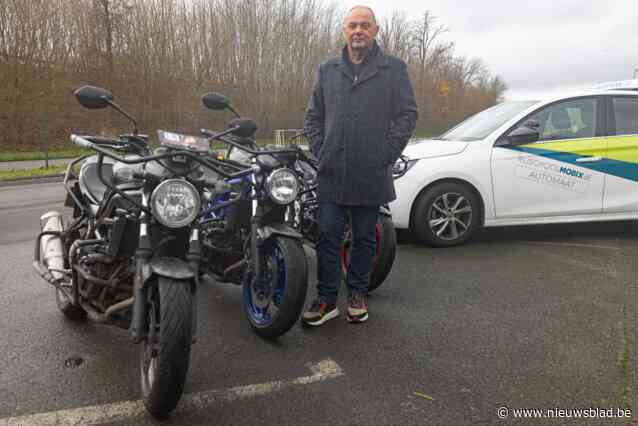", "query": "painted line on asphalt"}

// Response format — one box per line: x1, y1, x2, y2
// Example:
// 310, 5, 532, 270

0, 358, 344, 426
516, 240, 621, 251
